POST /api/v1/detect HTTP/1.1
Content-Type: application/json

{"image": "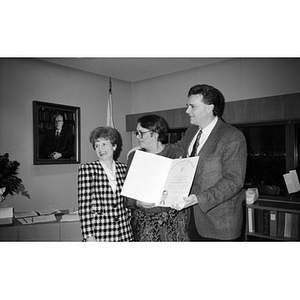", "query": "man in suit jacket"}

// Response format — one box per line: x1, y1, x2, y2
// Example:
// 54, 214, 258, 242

44, 114, 74, 159
174, 84, 247, 241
